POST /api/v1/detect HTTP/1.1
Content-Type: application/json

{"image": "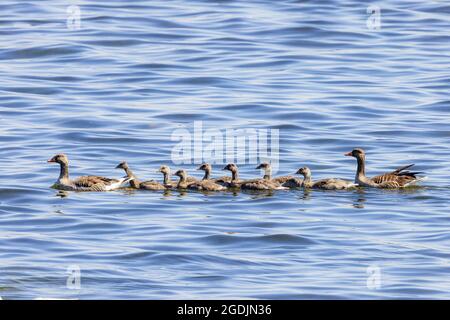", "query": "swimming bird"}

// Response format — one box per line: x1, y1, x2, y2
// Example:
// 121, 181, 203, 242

157, 165, 176, 188
115, 161, 166, 190
197, 163, 231, 184
296, 167, 357, 190
158, 165, 196, 188
344, 148, 425, 188
221, 163, 244, 188
222, 163, 287, 190
256, 162, 303, 188
176, 164, 226, 191
174, 169, 197, 189
48, 154, 132, 191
